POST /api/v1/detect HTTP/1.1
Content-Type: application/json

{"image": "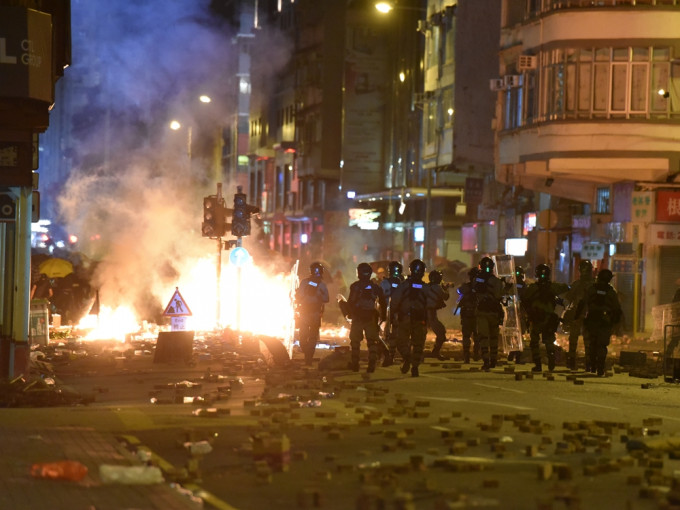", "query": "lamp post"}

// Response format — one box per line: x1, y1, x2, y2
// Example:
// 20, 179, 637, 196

171, 96, 229, 329
376, 1, 427, 263
169, 120, 192, 171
